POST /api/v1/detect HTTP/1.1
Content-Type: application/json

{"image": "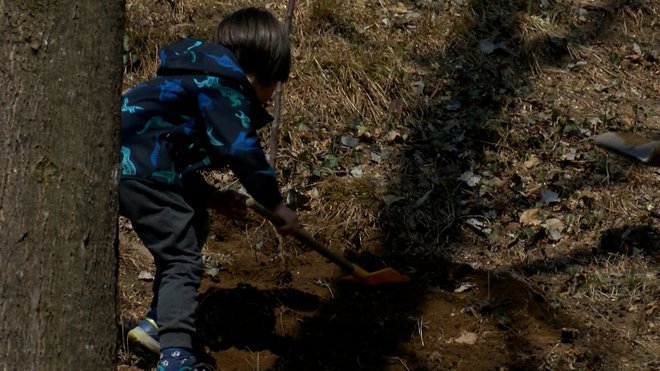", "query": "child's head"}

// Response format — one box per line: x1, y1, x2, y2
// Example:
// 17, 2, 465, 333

214, 7, 291, 88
